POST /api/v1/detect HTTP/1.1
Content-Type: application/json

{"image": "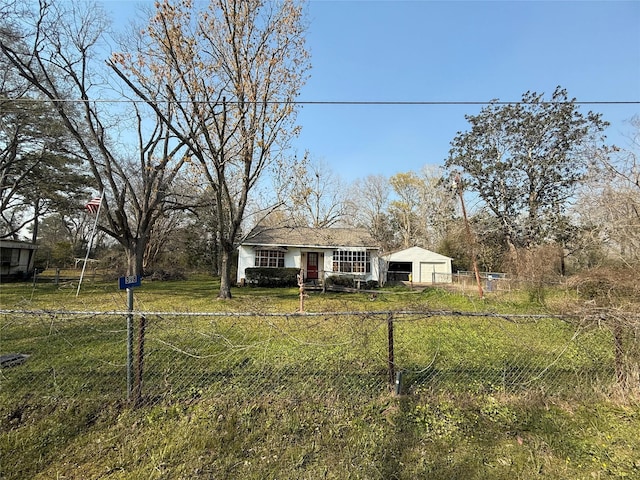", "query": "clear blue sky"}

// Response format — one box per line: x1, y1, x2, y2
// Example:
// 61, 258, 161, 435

294, 0, 640, 181
103, 0, 640, 182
